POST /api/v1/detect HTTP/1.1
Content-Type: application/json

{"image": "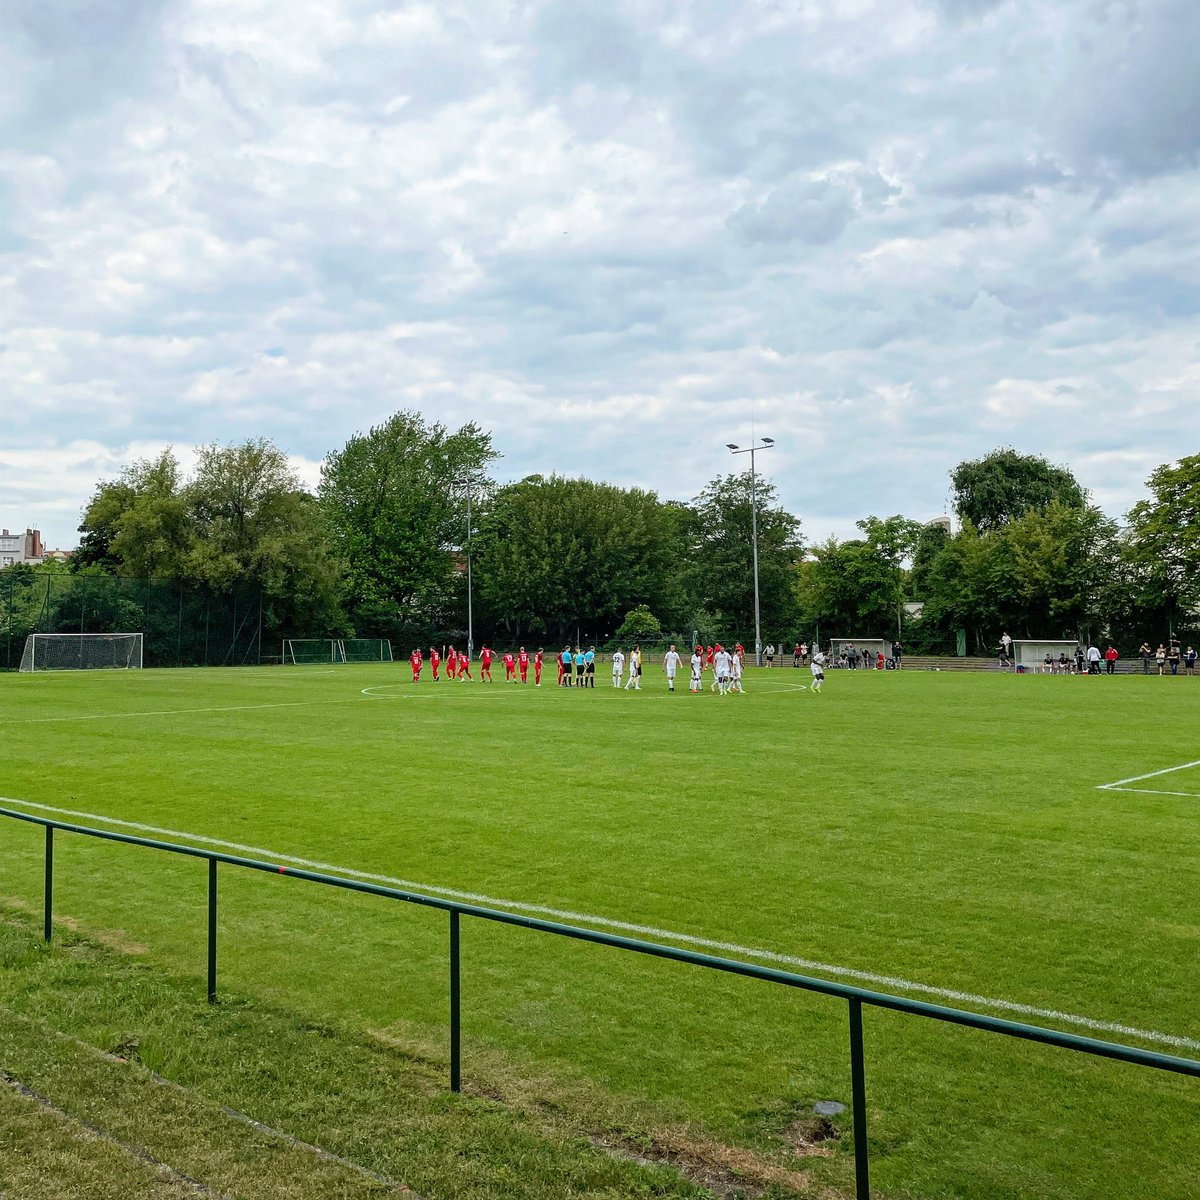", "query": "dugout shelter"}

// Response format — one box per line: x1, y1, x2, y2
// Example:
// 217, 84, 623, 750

829, 637, 890, 667
1011, 639, 1079, 672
